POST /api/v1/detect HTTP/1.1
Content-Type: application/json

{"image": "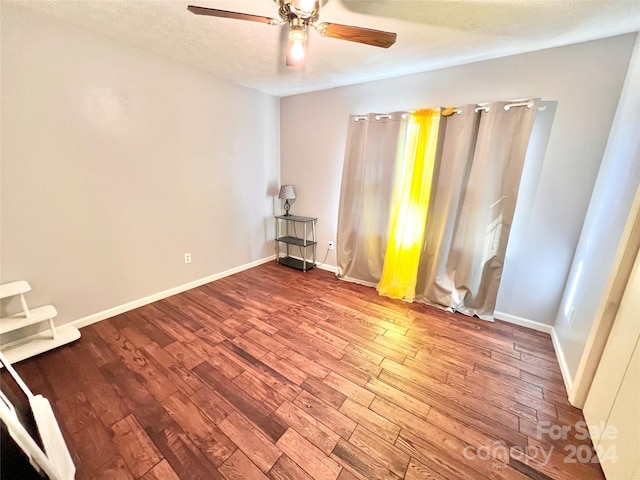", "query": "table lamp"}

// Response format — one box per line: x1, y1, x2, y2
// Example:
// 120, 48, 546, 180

278, 185, 296, 216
